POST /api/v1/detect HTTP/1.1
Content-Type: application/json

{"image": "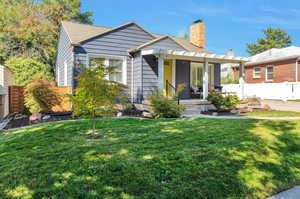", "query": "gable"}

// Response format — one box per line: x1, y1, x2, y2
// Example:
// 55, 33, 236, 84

79, 23, 155, 57
143, 37, 186, 51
